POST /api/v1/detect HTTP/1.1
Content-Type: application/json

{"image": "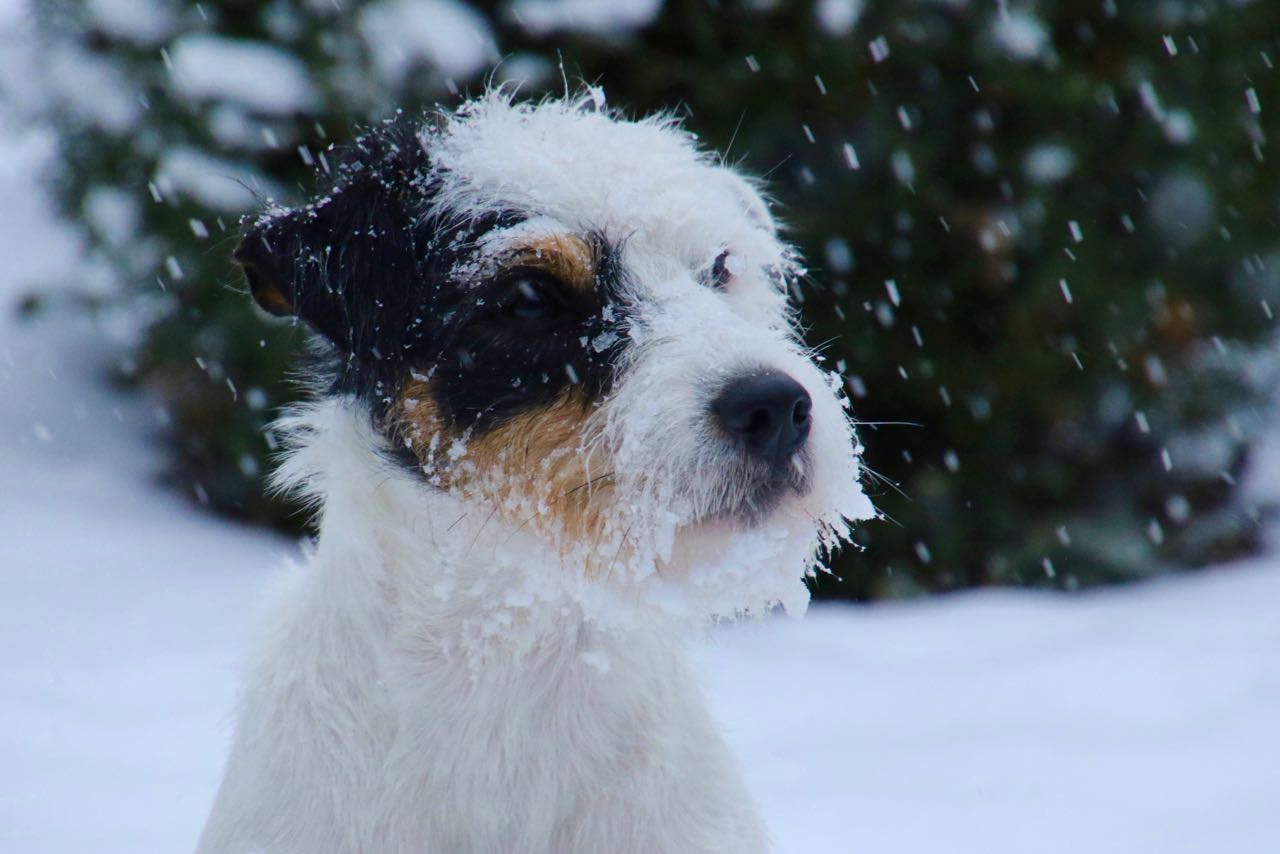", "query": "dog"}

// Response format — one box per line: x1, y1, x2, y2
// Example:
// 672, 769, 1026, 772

196, 88, 873, 854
